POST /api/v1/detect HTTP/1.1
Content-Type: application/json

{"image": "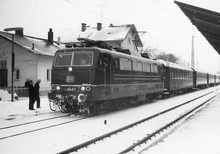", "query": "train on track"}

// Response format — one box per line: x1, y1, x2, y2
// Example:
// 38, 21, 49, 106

48, 39, 220, 115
